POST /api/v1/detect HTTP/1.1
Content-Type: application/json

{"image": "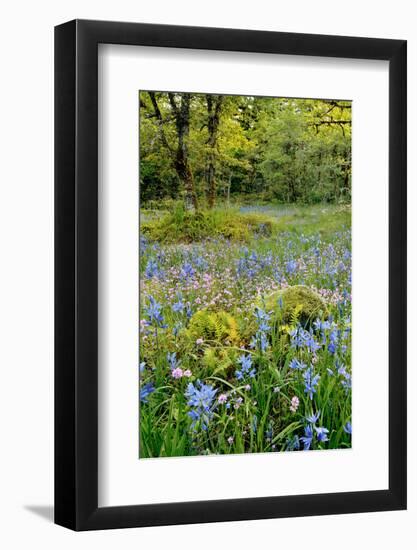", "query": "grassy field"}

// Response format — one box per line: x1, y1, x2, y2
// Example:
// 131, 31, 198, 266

139, 203, 352, 457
